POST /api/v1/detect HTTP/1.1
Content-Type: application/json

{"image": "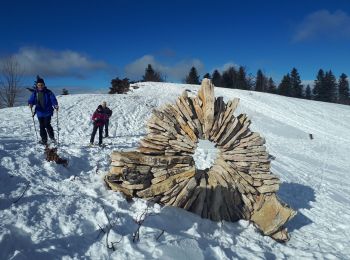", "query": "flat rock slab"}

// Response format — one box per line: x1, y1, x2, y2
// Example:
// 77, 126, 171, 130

251, 194, 296, 237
